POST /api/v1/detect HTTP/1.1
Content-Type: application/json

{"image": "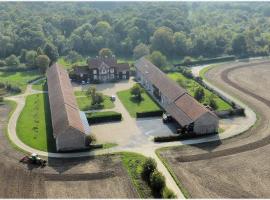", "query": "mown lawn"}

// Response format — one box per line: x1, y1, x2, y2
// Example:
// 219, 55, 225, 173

76, 95, 114, 111
32, 79, 47, 91
120, 152, 154, 198
0, 70, 42, 93
16, 93, 56, 152
58, 57, 87, 70
167, 72, 232, 111
117, 87, 162, 118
